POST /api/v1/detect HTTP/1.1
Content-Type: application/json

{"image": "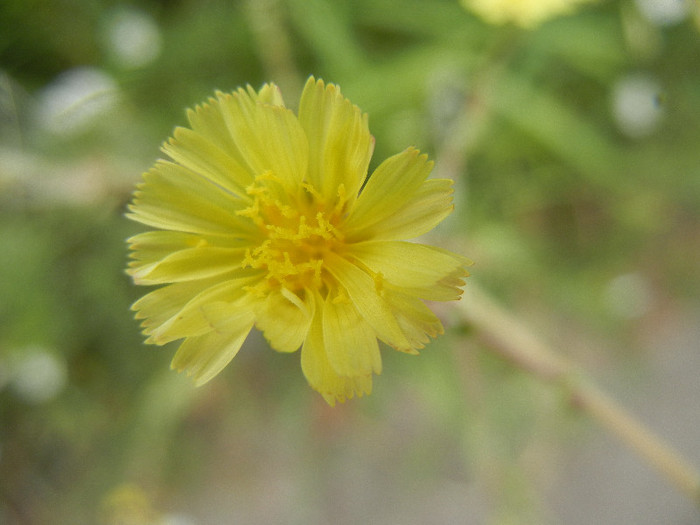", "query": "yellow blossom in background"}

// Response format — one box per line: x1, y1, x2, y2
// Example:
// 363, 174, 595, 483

100, 484, 162, 525
462, 0, 595, 28
126, 77, 470, 405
